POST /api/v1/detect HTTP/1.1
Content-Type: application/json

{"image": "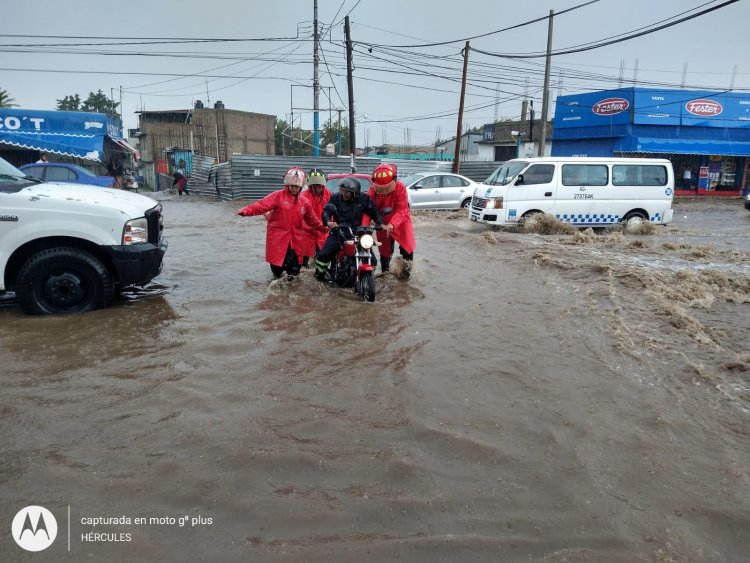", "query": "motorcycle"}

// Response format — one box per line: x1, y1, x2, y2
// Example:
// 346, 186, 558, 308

323, 205, 390, 302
